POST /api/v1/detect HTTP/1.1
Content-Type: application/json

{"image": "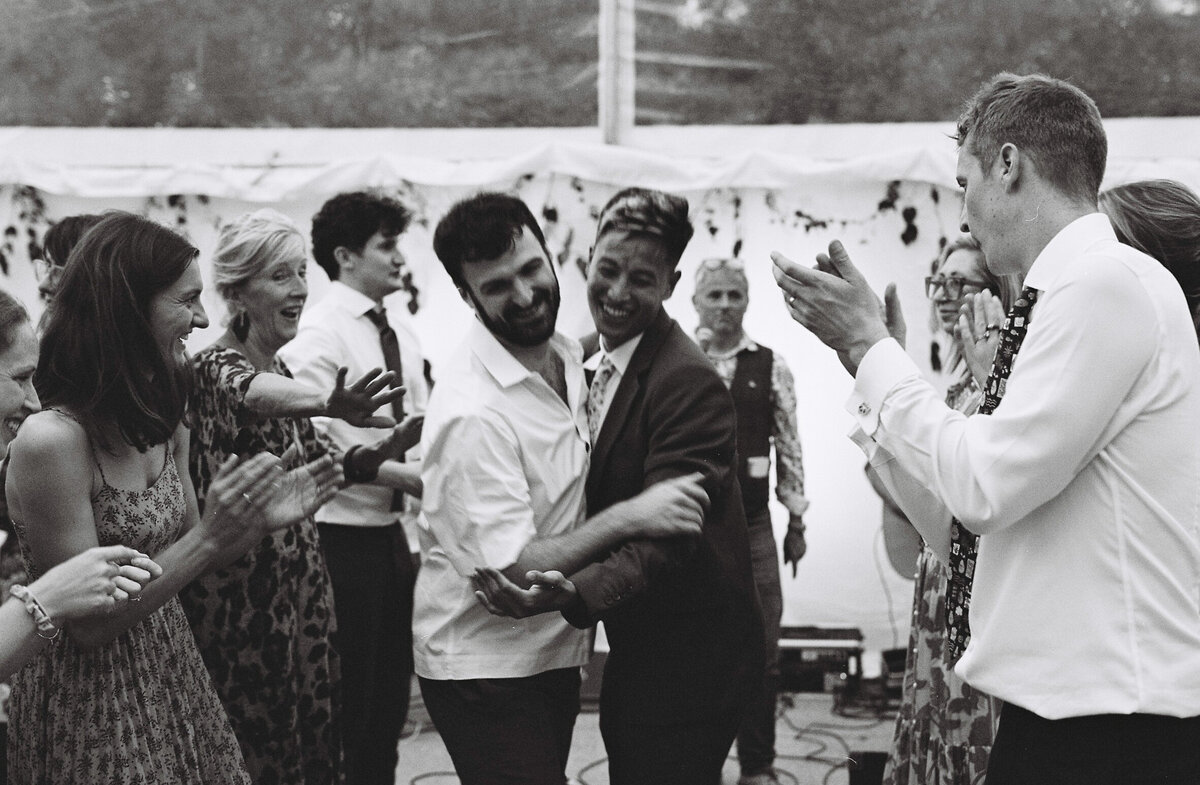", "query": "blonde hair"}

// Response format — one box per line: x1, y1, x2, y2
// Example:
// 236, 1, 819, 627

211, 209, 307, 306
